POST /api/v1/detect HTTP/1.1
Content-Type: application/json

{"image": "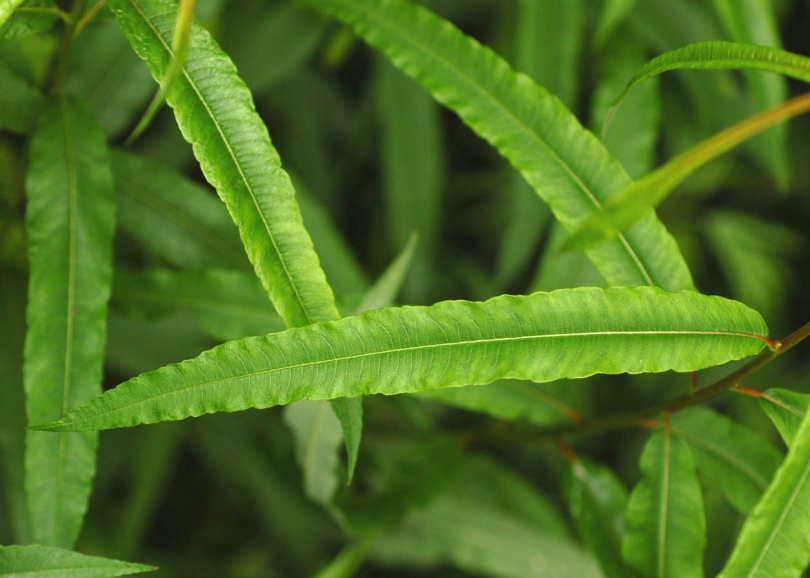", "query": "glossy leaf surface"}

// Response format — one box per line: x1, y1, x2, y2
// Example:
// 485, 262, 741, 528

24, 96, 115, 547
0, 545, 155, 577
622, 430, 706, 578
759, 388, 810, 448
302, 0, 694, 291
719, 398, 810, 578
35, 287, 768, 432
107, 0, 338, 327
